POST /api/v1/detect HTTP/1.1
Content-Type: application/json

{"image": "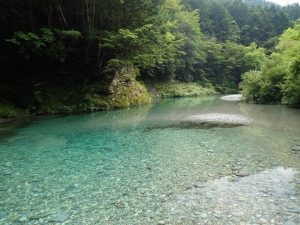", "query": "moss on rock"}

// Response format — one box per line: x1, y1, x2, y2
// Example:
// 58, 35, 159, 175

34, 65, 152, 115
1, 67, 216, 118
0, 104, 27, 122
85, 80, 151, 110
0, 104, 17, 118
